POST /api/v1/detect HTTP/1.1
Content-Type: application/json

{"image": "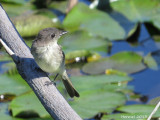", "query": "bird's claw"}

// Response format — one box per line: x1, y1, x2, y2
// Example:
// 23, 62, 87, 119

45, 81, 56, 86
